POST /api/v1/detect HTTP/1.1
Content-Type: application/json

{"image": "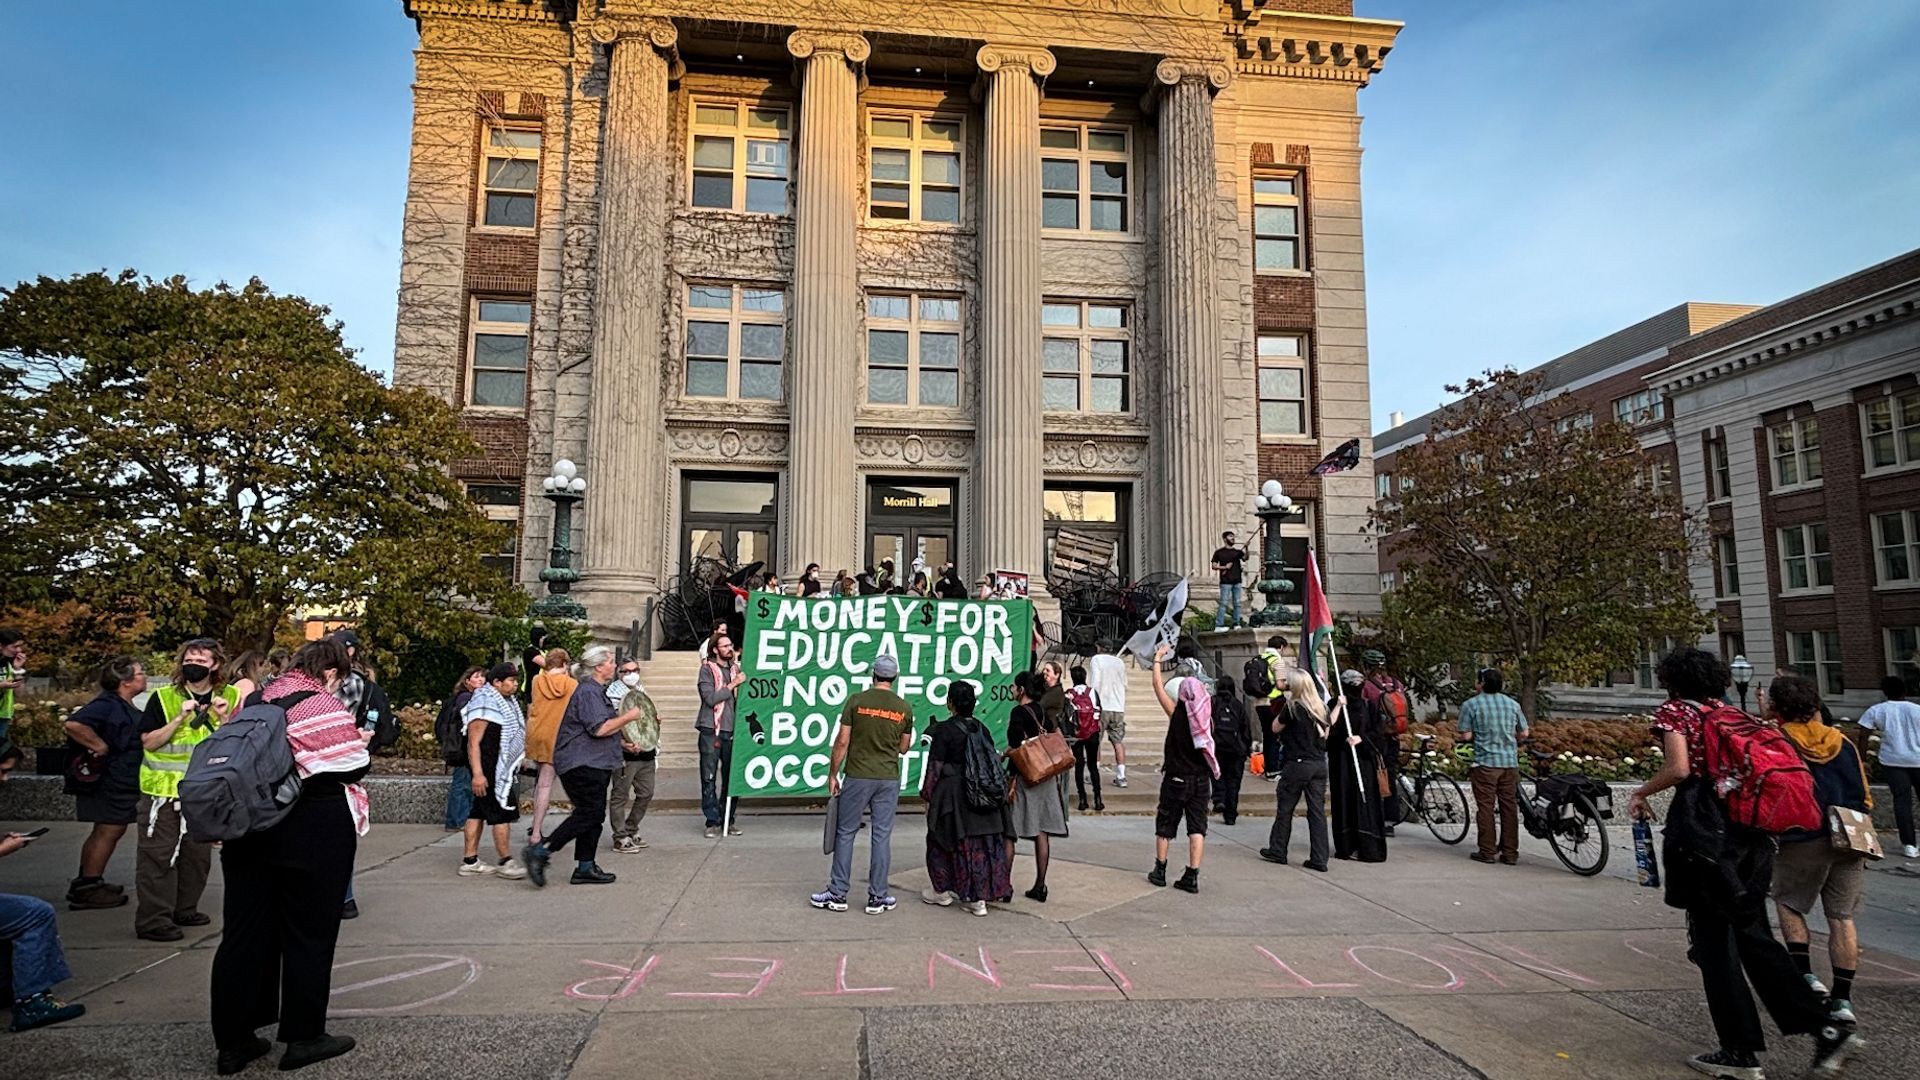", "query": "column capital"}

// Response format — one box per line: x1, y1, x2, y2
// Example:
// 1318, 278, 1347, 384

1153, 56, 1232, 93
786, 29, 870, 64
588, 16, 678, 51
976, 44, 1056, 78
